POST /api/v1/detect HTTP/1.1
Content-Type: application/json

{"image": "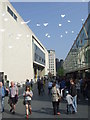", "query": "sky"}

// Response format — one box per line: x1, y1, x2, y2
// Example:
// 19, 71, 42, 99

10, 1, 89, 60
